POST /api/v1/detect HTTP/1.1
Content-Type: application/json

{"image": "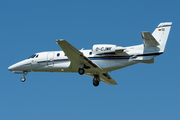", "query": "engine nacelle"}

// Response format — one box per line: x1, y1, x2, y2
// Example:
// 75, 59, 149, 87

92, 44, 126, 55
